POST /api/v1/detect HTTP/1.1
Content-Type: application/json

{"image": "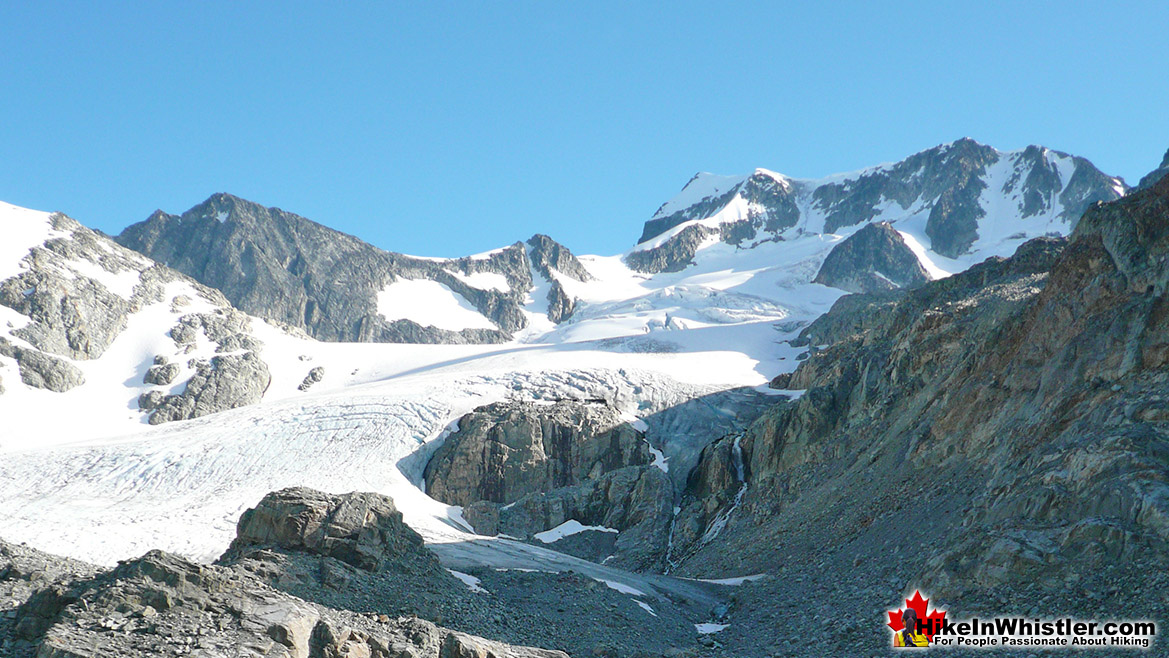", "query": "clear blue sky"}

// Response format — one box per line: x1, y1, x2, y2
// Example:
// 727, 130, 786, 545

2, 2, 1166, 257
